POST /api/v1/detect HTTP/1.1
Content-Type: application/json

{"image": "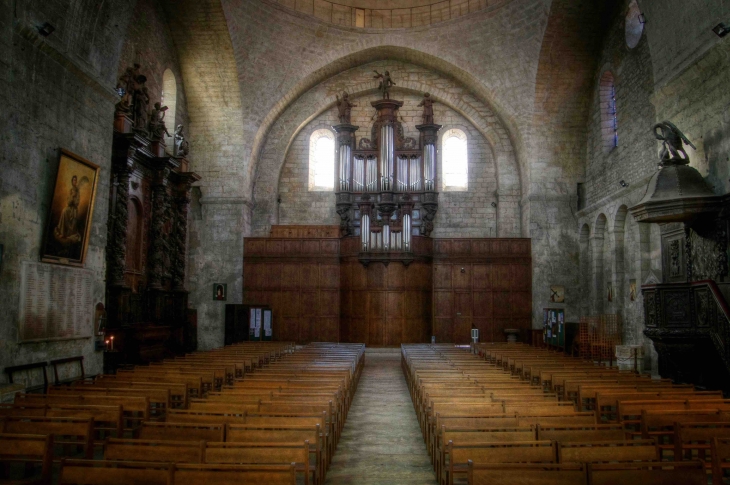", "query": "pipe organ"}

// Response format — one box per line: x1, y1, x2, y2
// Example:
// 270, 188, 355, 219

334, 97, 442, 266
